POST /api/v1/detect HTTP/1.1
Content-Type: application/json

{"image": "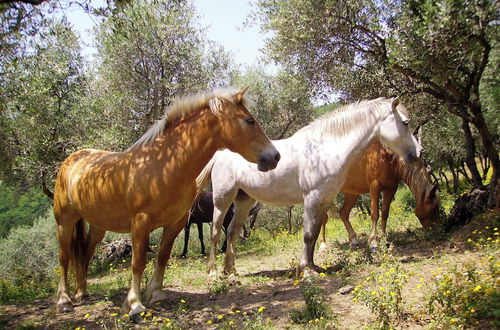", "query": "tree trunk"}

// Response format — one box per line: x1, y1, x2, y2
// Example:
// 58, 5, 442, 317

461, 119, 483, 188
469, 102, 499, 207
440, 170, 451, 193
